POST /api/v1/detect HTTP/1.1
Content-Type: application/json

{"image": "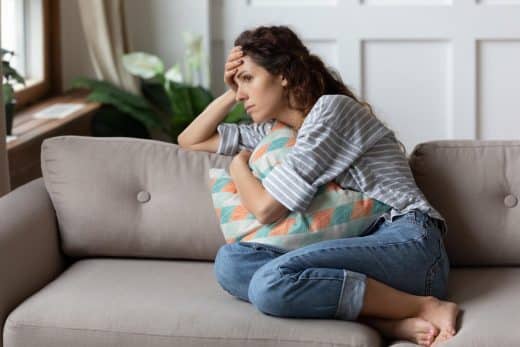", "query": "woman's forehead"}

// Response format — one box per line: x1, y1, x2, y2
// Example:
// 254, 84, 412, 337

234, 56, 257, 81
